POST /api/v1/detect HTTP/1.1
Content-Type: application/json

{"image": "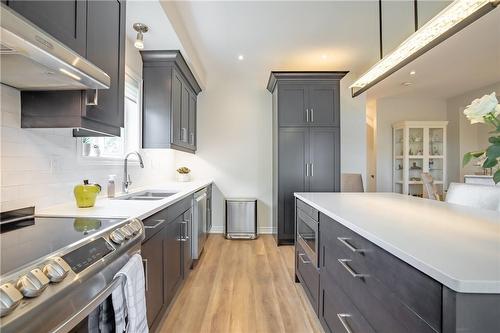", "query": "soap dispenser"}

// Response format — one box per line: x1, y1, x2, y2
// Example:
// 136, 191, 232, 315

107, 175, 116, 198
